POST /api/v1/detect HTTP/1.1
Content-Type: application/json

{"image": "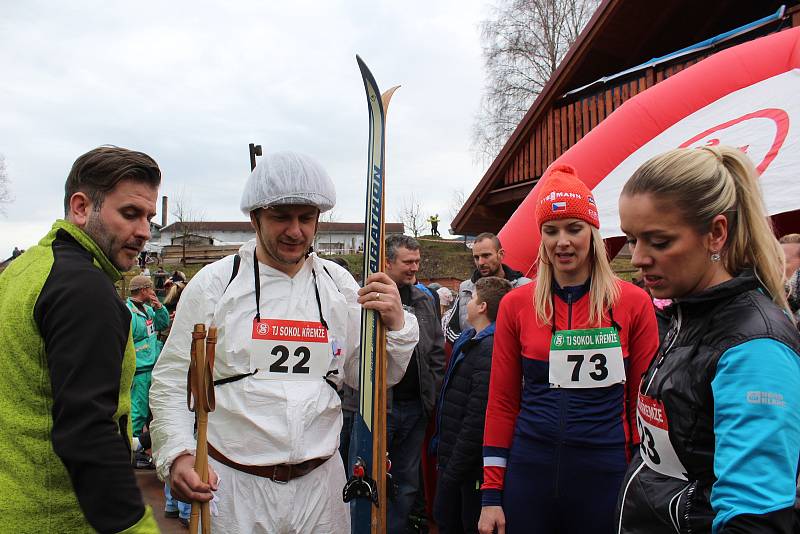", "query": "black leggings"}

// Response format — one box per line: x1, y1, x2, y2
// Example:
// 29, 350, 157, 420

503, 441, 627, 534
